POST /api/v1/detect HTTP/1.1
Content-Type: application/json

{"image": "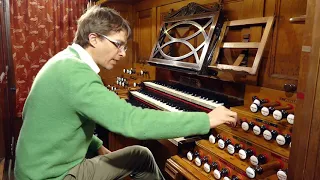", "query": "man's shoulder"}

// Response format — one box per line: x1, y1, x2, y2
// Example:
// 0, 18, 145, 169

47, 47, 90, 70
51, 46, 81, 63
